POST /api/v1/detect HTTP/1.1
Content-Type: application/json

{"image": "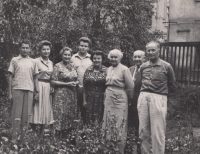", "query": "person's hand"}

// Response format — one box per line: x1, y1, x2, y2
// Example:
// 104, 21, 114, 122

50, 87, 54, 94
68, 82, 77, 87
8, 93, 13, 103
83, 101, 87, 107
75, 81, 79, 85
34, 93, 39, 103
